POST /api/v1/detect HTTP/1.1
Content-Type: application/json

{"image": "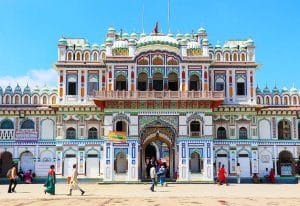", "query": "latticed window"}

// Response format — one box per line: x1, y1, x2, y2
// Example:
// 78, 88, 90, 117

239, 127, 247, 139
217, 127, 226, 139
66, 127, 76, 139
88, 127, 98, 139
